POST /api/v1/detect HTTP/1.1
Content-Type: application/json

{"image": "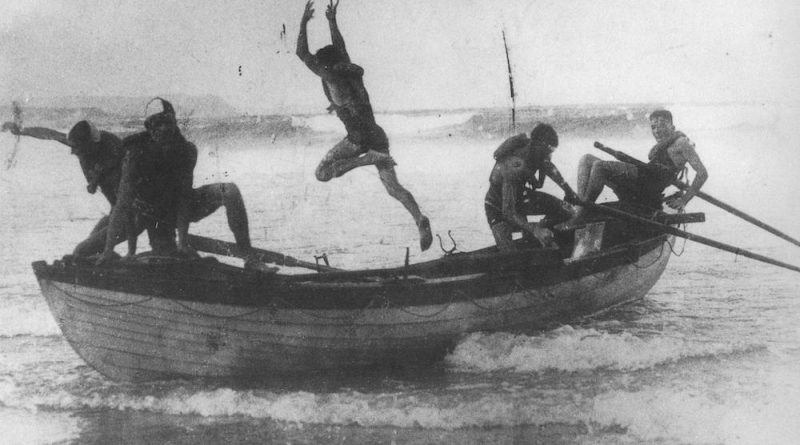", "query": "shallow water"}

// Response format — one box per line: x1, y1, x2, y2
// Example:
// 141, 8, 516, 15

0, 104, 799, 444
